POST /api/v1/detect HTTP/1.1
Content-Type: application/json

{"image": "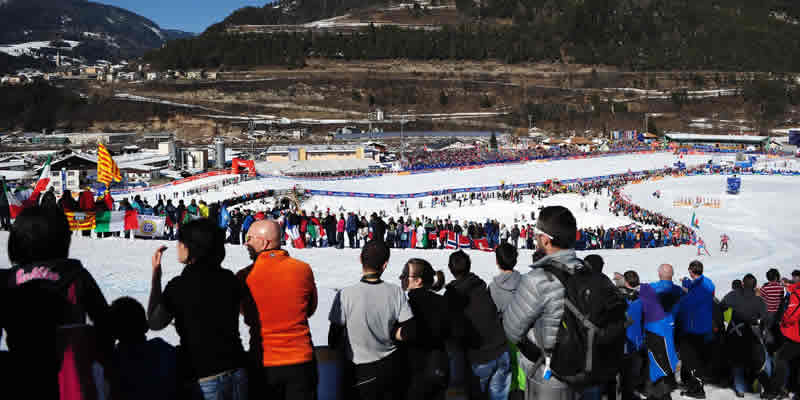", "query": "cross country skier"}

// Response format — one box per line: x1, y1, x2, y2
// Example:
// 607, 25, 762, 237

720, 234, 729, 253
697, 237, 711, 256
